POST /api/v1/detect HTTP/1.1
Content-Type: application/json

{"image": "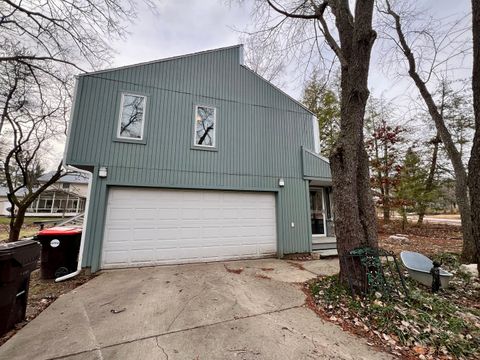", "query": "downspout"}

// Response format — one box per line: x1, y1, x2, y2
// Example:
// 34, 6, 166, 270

55, 165, 92, 282
55, 77, 92, 282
